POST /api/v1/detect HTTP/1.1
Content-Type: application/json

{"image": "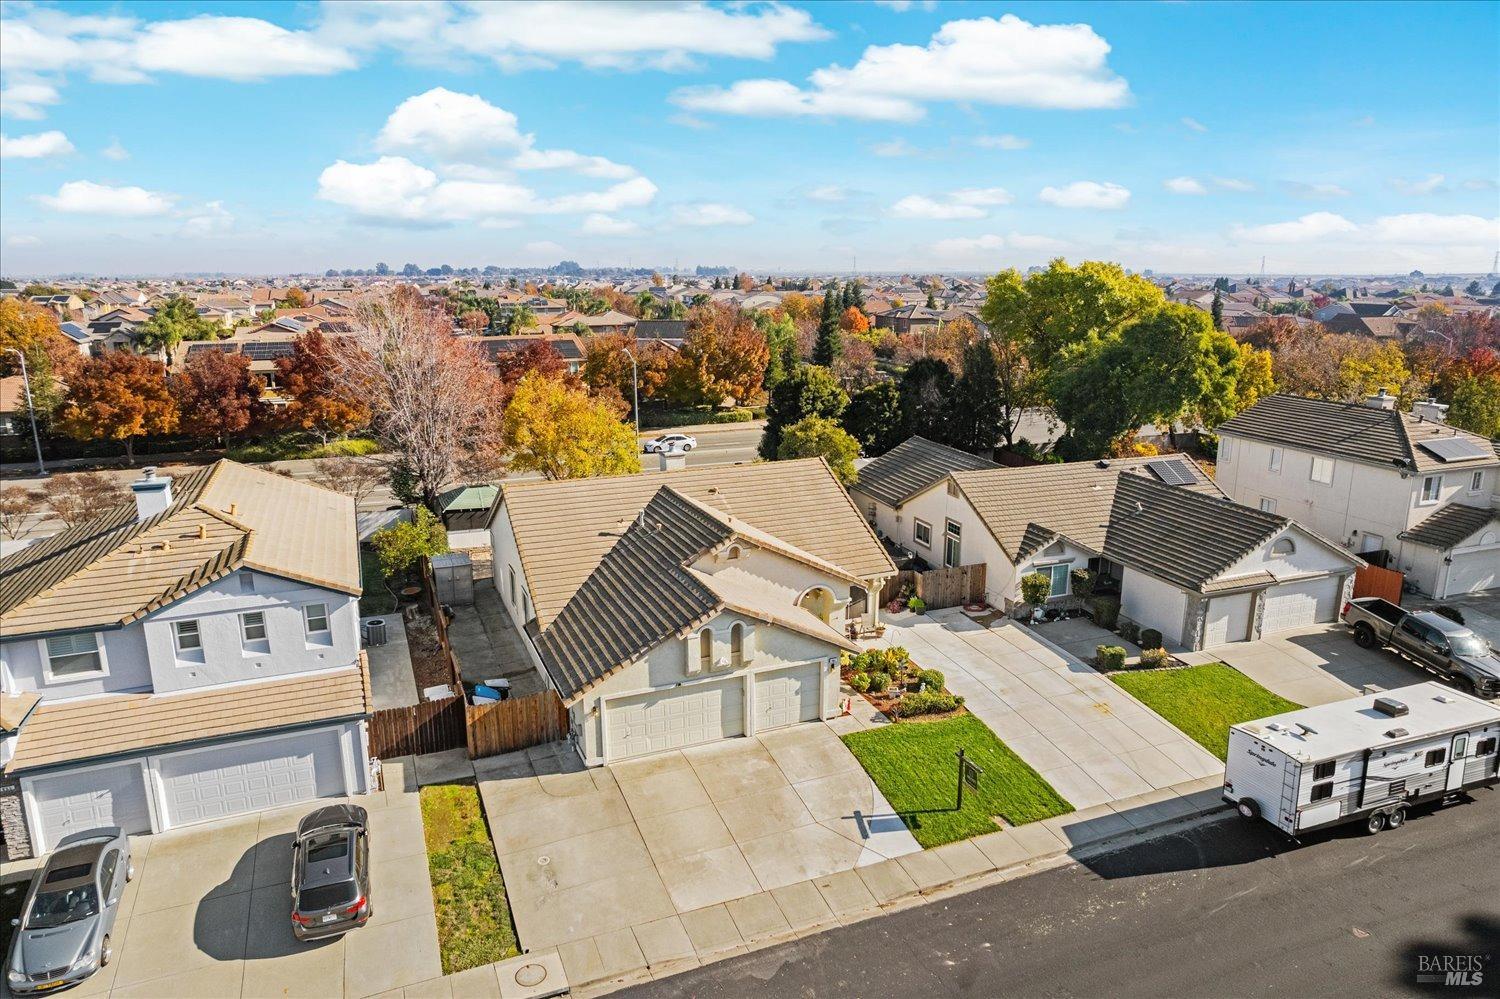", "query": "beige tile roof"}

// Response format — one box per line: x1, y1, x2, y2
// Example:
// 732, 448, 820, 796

0, 460, 359, 638
5, 662, 370, 773
498, 458, 895, 628
1, 692, 41, 733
